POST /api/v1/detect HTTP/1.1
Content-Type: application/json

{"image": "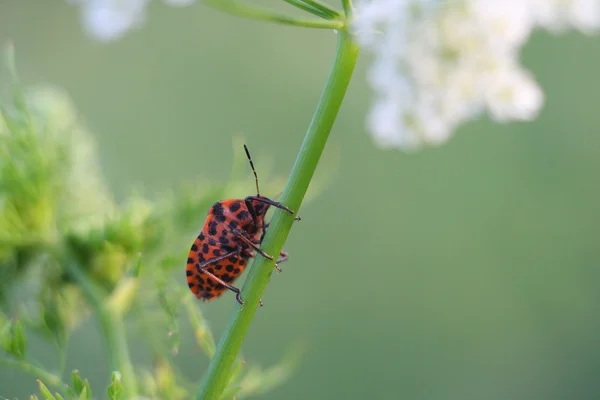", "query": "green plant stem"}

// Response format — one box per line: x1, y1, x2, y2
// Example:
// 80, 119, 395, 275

341, 0, 352, 15
64, 263, 138, 396
0, 357, 64, 391
195, 28, 359, 400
